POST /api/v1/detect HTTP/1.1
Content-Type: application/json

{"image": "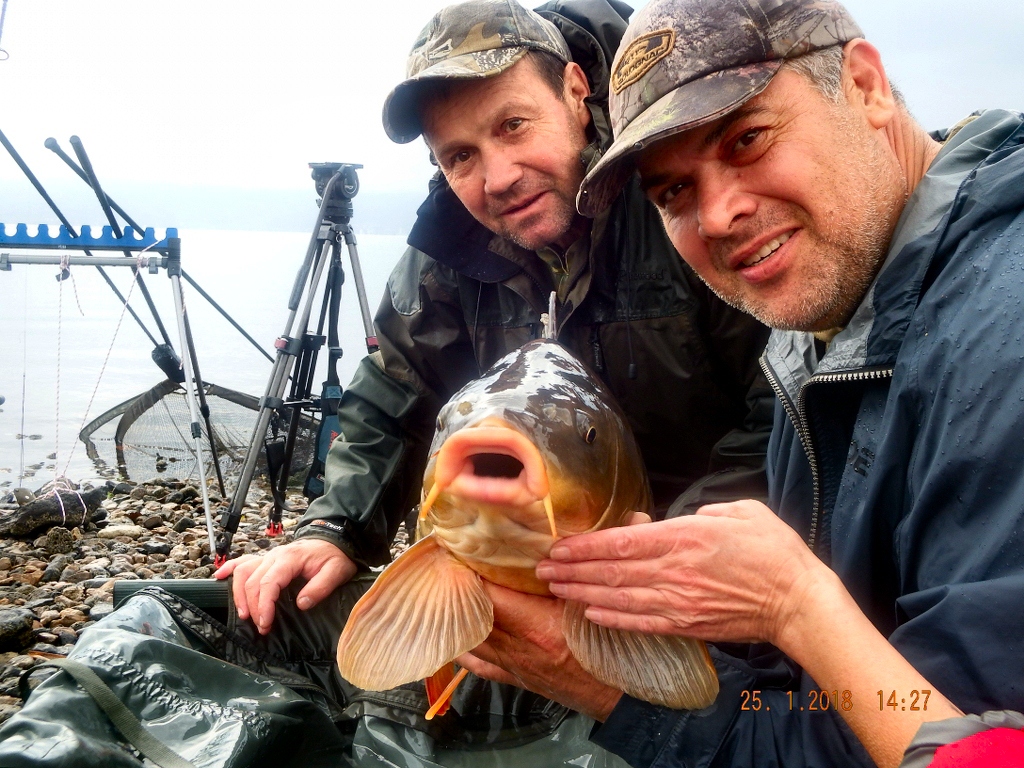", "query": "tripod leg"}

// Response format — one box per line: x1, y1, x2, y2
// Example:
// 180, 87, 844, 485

341, 224, 378, 353
217, 236, 336, 563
